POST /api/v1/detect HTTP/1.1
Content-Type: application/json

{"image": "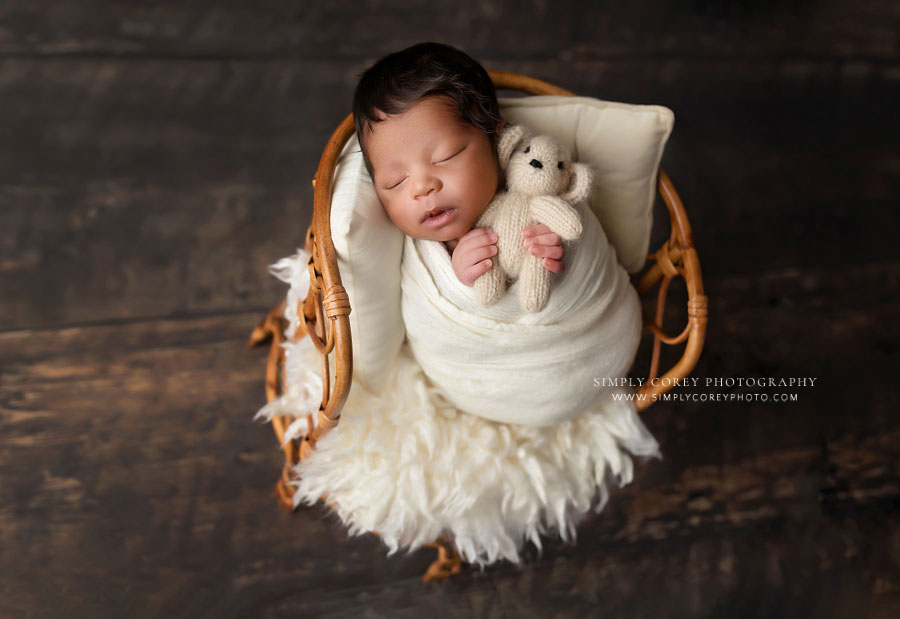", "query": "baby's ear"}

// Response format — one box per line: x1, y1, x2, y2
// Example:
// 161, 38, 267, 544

497, 124, 531, 171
